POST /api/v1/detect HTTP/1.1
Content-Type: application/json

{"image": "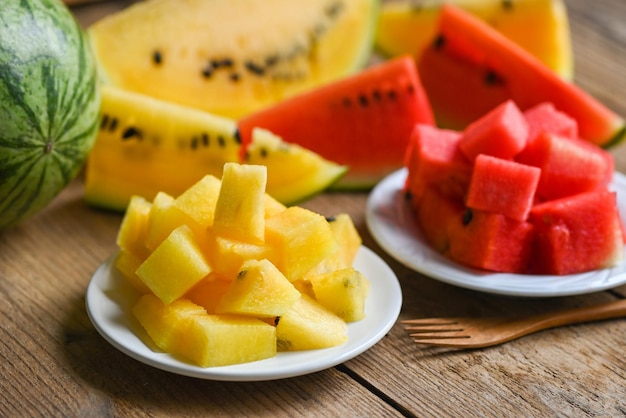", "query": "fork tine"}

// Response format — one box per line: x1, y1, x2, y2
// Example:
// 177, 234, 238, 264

410, 337, 486, 348
404, 326, 465, 334
401, 318, 460, 325
408, 332, 470, 340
